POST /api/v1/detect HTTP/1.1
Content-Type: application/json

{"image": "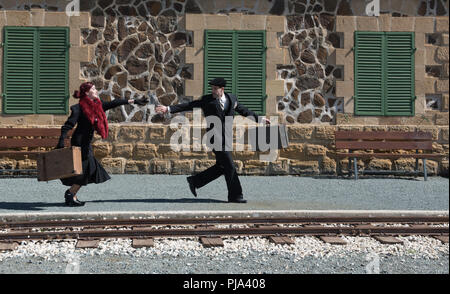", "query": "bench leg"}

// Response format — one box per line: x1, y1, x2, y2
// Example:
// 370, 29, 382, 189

348, 158, 352, 178
415, 158, 419, 178
337, 160, 342, 177
353, 157, 358, 180
423, 159, 428, 181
